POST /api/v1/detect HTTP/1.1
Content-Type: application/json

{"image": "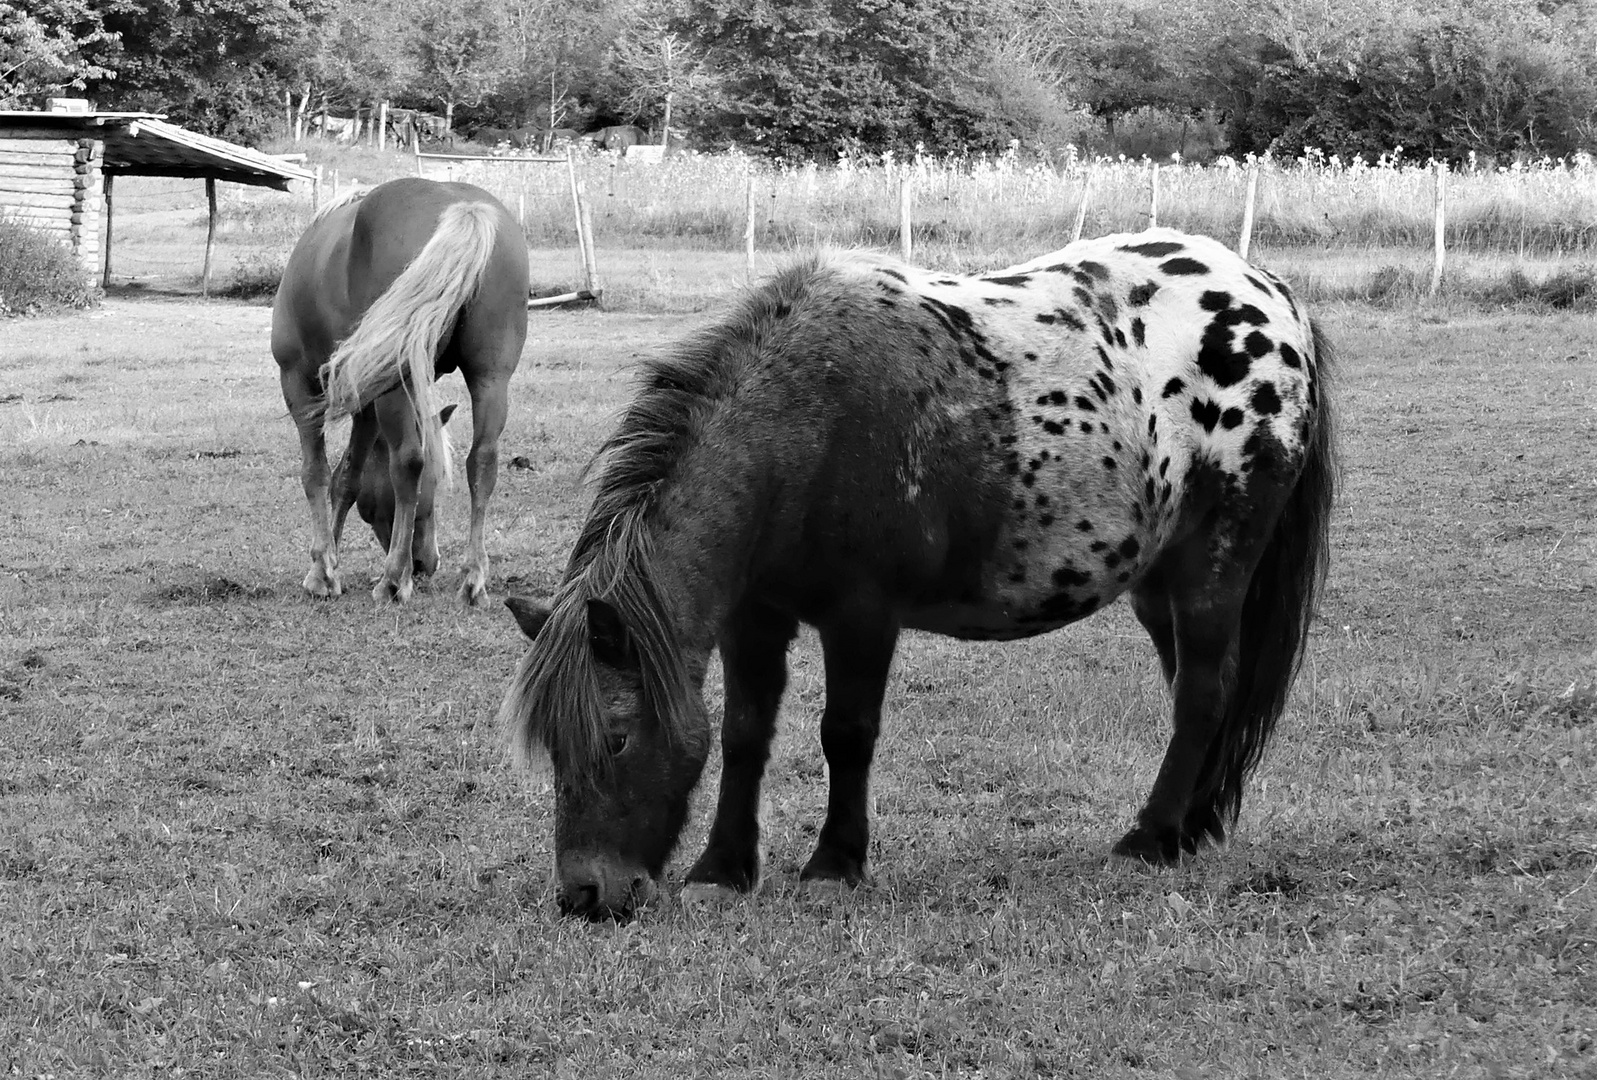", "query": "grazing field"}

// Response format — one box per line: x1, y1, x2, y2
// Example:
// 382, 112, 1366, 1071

1, 293, 1594, 1078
